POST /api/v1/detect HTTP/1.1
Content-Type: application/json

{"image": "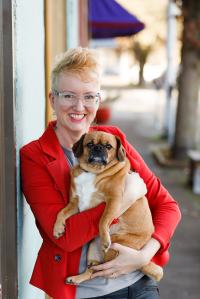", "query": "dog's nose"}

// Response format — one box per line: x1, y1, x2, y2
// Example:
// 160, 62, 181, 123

93, 144, 104, 152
